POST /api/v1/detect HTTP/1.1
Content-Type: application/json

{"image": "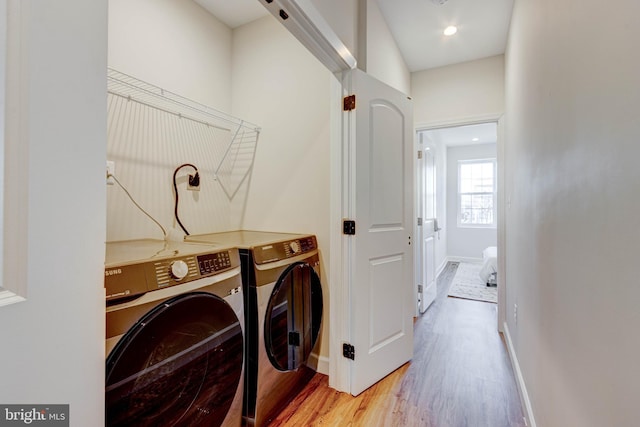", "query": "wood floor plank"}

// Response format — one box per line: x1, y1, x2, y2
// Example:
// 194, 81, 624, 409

267, 262, 526, 427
